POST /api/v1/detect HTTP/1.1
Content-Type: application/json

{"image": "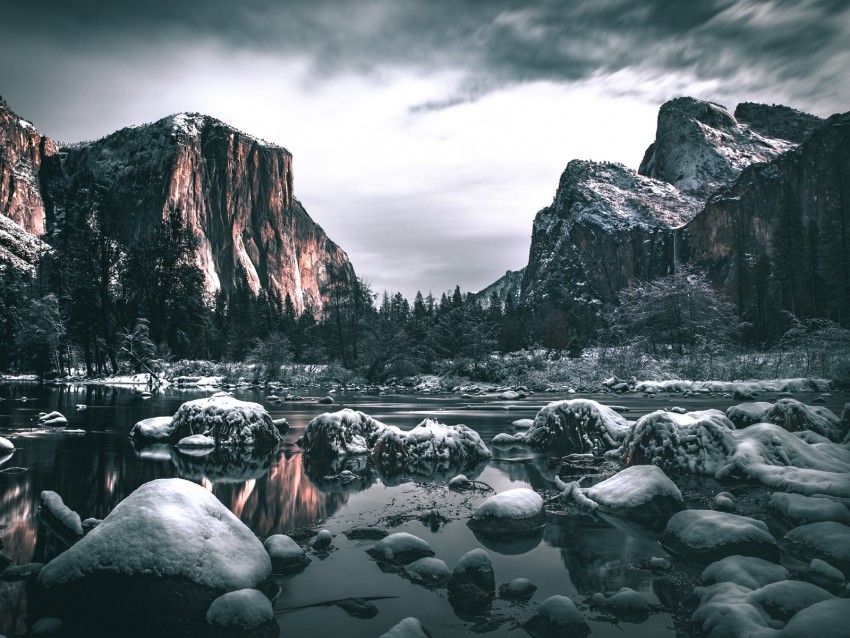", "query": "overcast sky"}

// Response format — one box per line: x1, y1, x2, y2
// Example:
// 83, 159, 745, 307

1, 0, 848, 300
